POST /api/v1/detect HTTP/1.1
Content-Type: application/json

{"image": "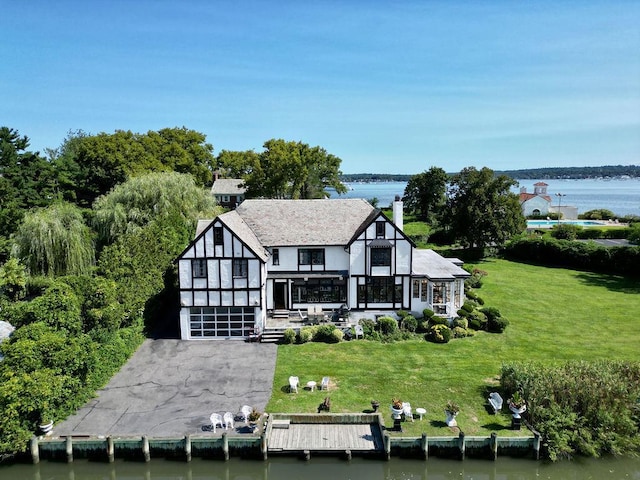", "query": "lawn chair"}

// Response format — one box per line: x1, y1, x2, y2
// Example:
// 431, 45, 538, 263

402, 402, 414, 422
223, 411, 235, 430
488, 392, 503, 414
210, 413, 224, 433
354, 324, 364, 339
240, 405, 252, 424
289, 375, 299, 393
321, 376, 330, 390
